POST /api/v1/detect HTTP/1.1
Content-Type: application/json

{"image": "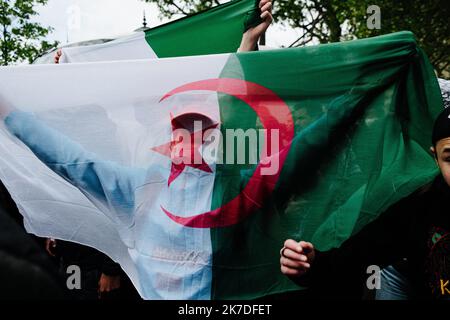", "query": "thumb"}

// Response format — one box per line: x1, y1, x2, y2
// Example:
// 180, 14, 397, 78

299, 241, 314, 254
